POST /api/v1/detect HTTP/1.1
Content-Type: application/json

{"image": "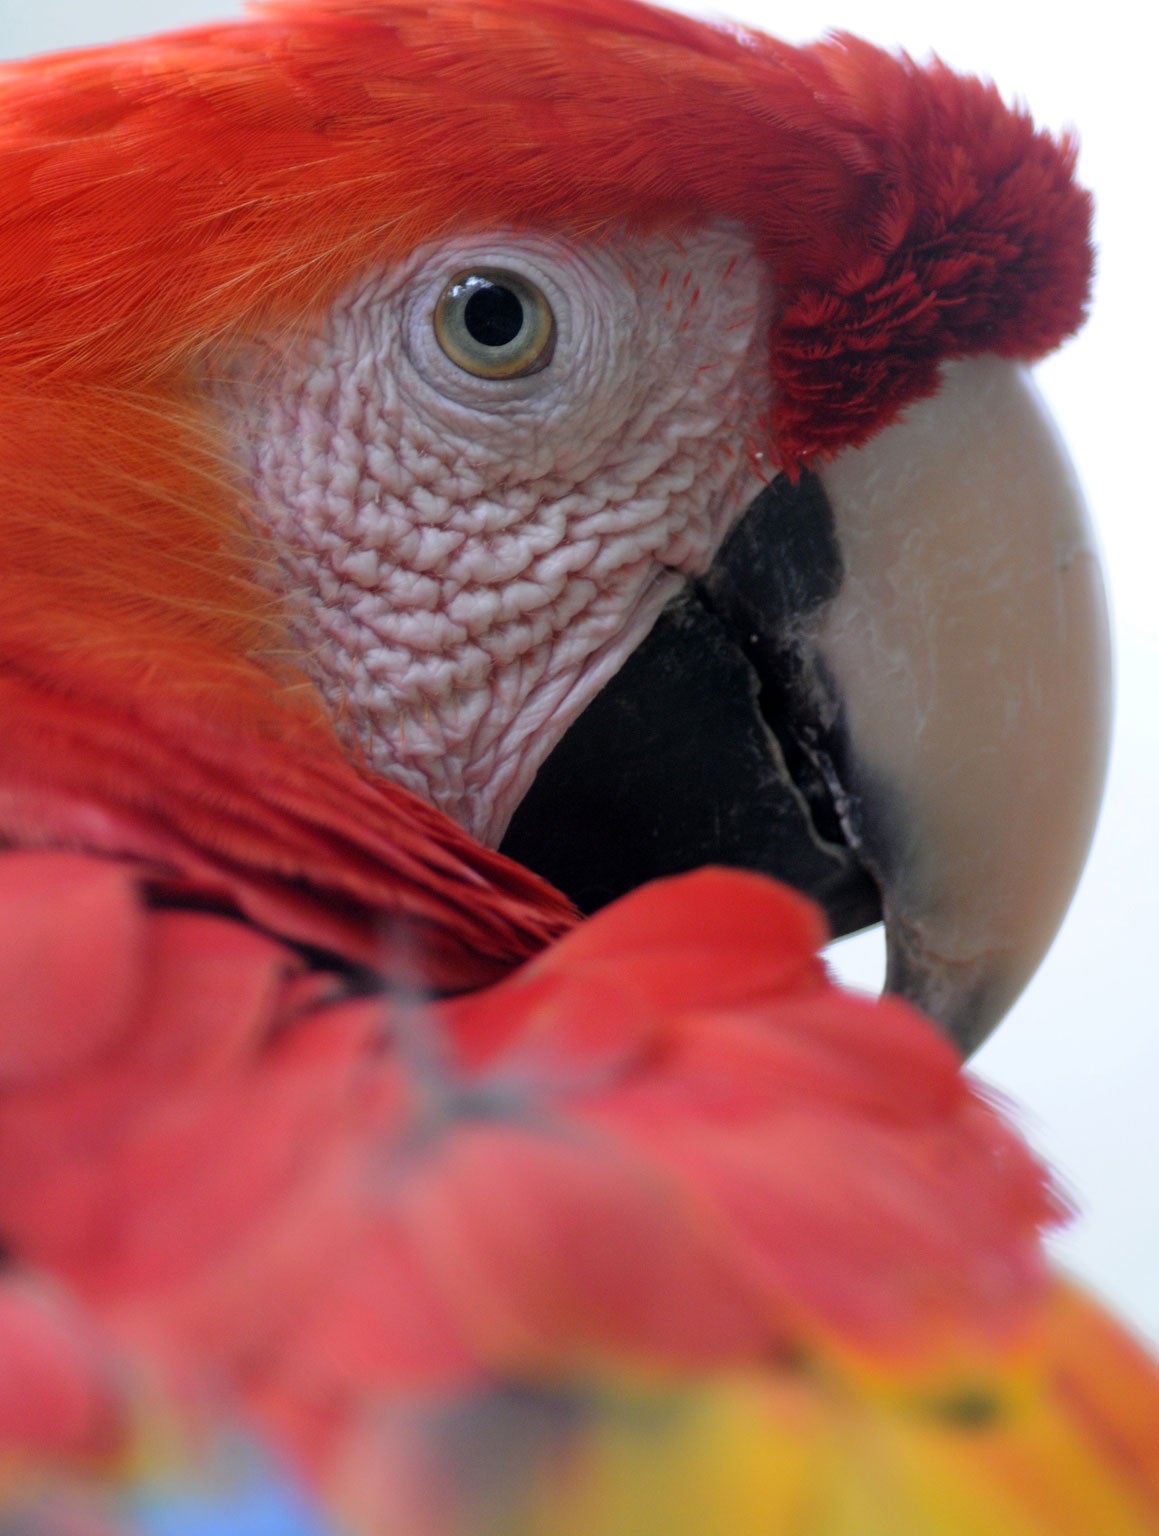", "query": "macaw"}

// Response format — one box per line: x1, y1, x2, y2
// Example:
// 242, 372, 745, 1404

0, 0, 1154, 1531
